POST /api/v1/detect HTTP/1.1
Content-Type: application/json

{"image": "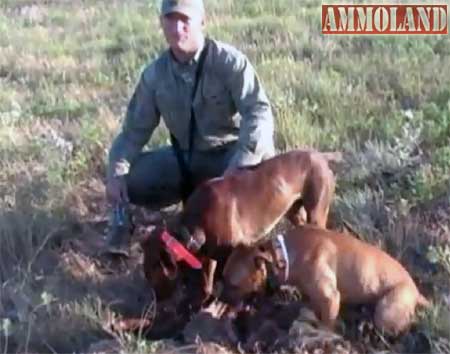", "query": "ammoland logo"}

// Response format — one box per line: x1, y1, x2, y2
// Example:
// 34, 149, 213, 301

322, 4, 448, 34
